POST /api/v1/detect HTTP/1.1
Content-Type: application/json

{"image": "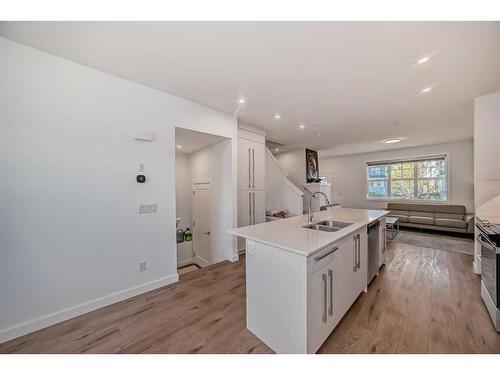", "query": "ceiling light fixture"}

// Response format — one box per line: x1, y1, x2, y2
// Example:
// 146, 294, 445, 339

299, 124, 305, 129
274, 114, 281, 119
421, 87, 432, 94
238, 98, 246, 104
176, 145, 182, 149
384, 138, 401, 144
317, 133, 321, 137
275, 148, 279, 152
417, 56, 430, 64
